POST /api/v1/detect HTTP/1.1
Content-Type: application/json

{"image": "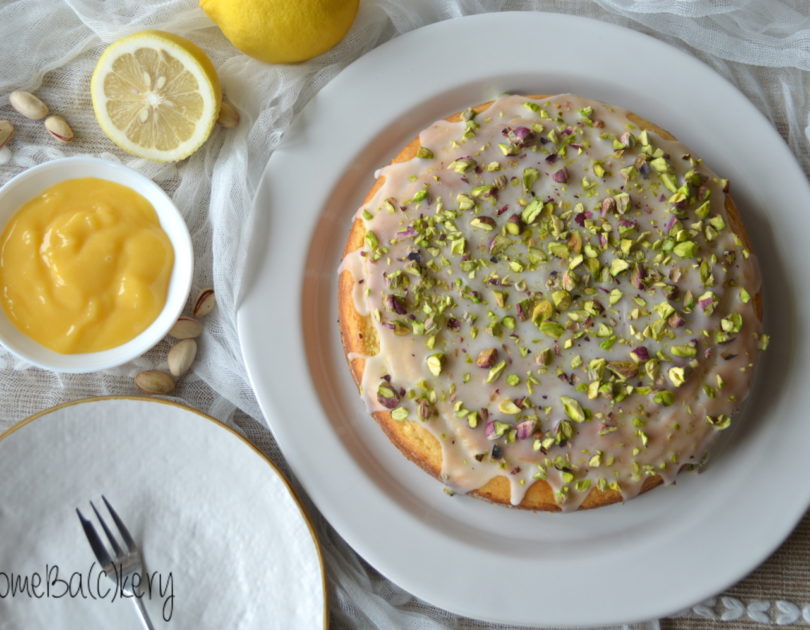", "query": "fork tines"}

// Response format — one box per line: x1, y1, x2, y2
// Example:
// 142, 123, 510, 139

76, 495, 137, 569
76, 496, 154, 629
